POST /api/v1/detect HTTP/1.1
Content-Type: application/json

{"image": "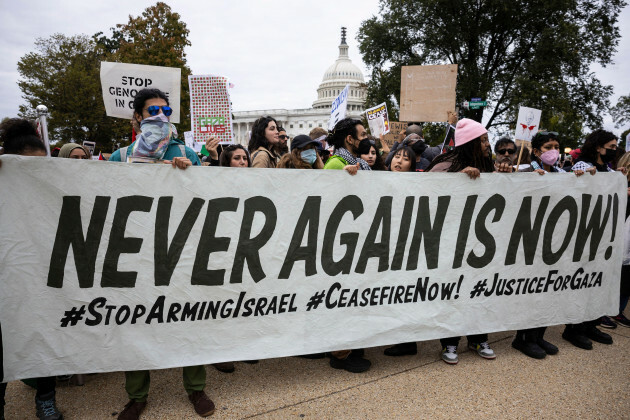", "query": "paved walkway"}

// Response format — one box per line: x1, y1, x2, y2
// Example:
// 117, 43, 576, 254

4, 320, 629, 419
